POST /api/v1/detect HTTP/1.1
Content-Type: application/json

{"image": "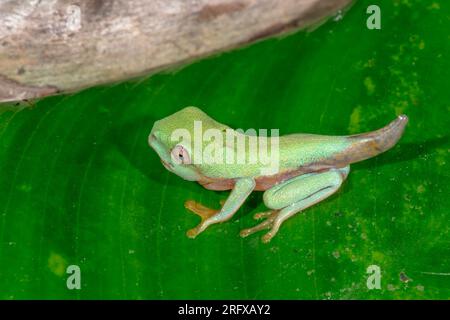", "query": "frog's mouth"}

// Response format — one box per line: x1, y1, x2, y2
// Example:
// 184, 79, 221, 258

161, 159, 173, 171
148, 132, 174, 171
